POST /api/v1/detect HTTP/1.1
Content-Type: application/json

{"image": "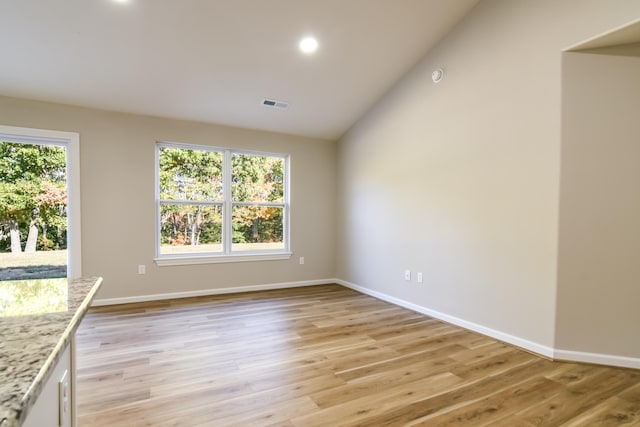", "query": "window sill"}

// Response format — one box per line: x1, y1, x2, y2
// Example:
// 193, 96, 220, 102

154, 252, 292, 266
